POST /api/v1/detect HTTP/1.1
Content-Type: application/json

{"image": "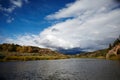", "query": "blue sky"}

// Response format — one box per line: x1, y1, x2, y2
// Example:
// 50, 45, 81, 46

0, 0, 74, 38
0, 0, 120, 53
